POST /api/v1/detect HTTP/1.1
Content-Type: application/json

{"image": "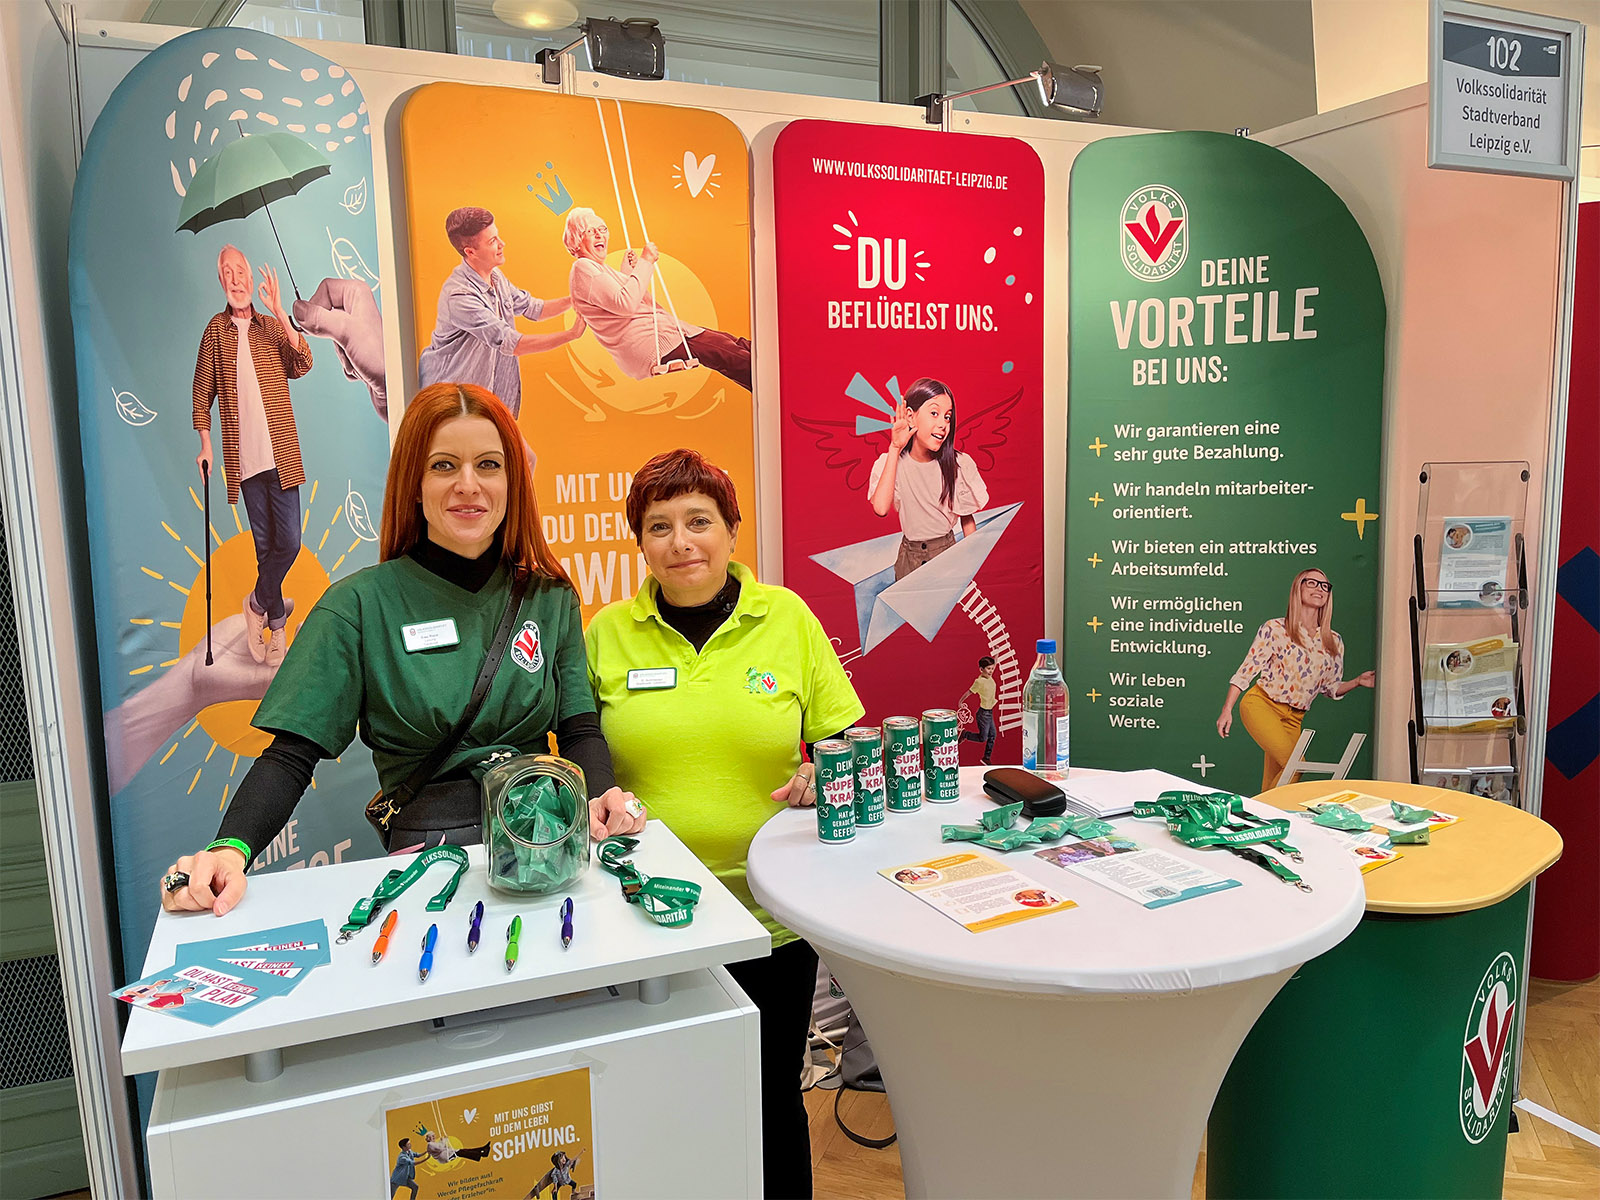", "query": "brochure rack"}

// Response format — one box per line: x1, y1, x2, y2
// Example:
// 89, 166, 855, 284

1407, 461, 1530, 805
